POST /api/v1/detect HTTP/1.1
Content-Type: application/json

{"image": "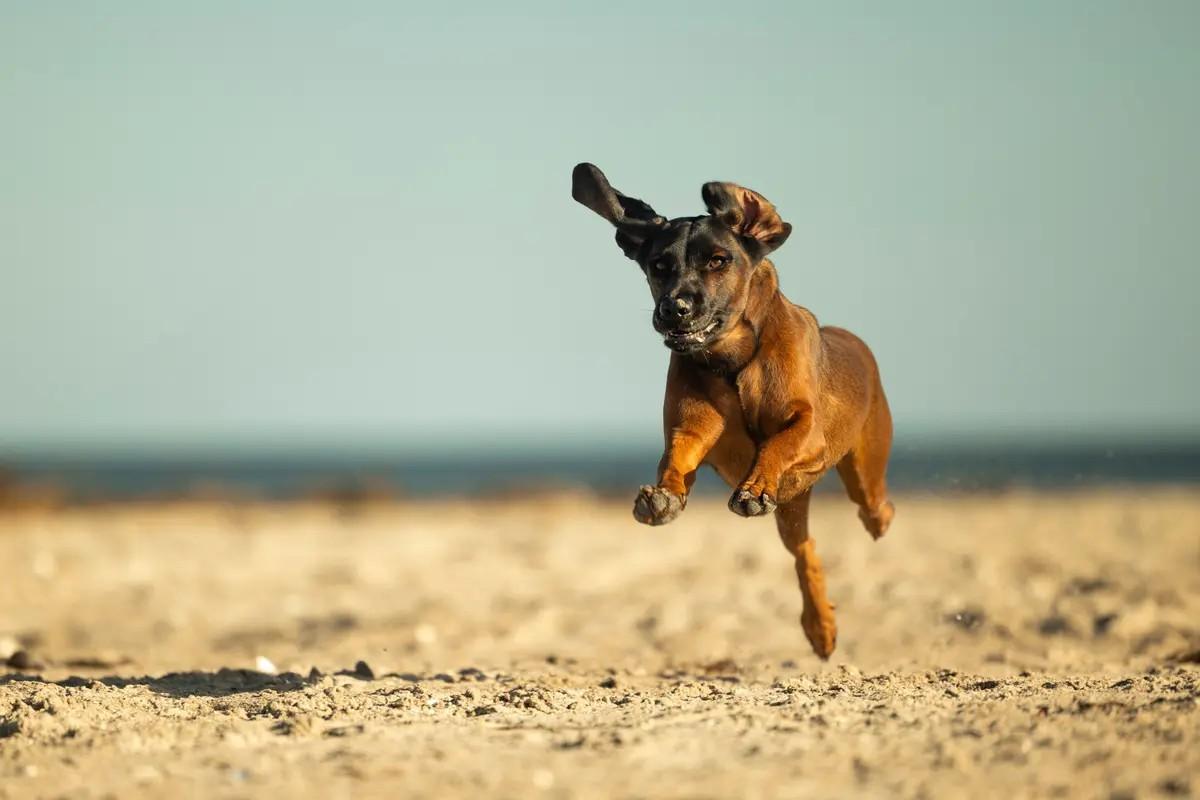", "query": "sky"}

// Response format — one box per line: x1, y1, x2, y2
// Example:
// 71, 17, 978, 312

2, 2, 1198, 454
